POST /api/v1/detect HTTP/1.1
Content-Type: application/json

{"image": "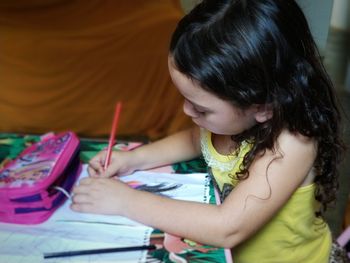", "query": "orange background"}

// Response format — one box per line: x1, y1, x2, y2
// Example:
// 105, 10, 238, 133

0, 0, 192, 139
